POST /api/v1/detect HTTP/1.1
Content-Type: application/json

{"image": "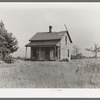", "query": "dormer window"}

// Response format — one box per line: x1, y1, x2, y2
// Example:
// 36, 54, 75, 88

65, 36, 67, 44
